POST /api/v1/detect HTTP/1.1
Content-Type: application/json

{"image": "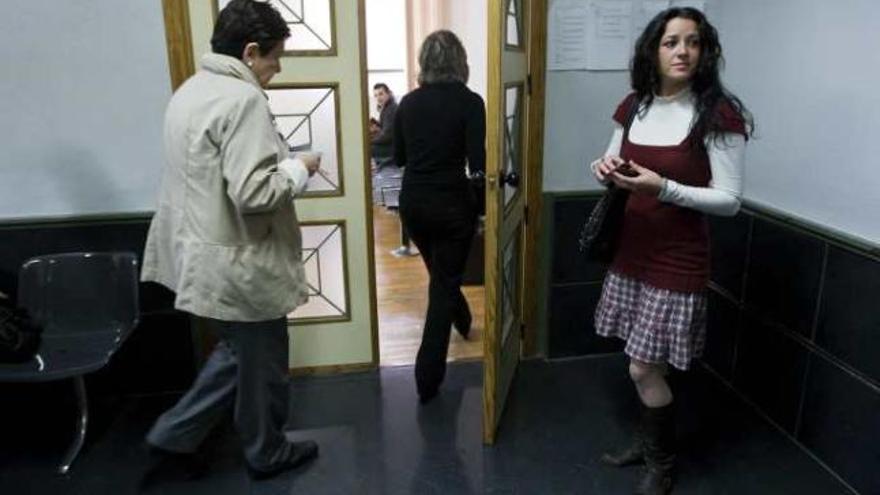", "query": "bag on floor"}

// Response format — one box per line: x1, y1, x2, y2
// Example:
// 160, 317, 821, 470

0, 295, 41, 363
